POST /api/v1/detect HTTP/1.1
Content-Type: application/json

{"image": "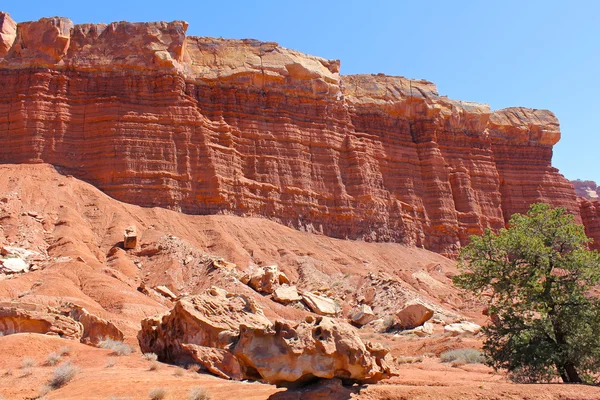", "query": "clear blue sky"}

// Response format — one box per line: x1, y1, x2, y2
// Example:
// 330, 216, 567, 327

4, 1, 599, 182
